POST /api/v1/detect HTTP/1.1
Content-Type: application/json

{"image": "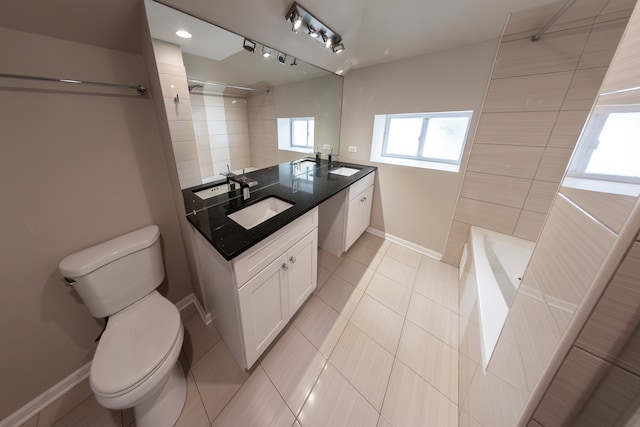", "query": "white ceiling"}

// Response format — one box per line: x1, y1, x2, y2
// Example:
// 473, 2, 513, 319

0, 0, 563, 74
